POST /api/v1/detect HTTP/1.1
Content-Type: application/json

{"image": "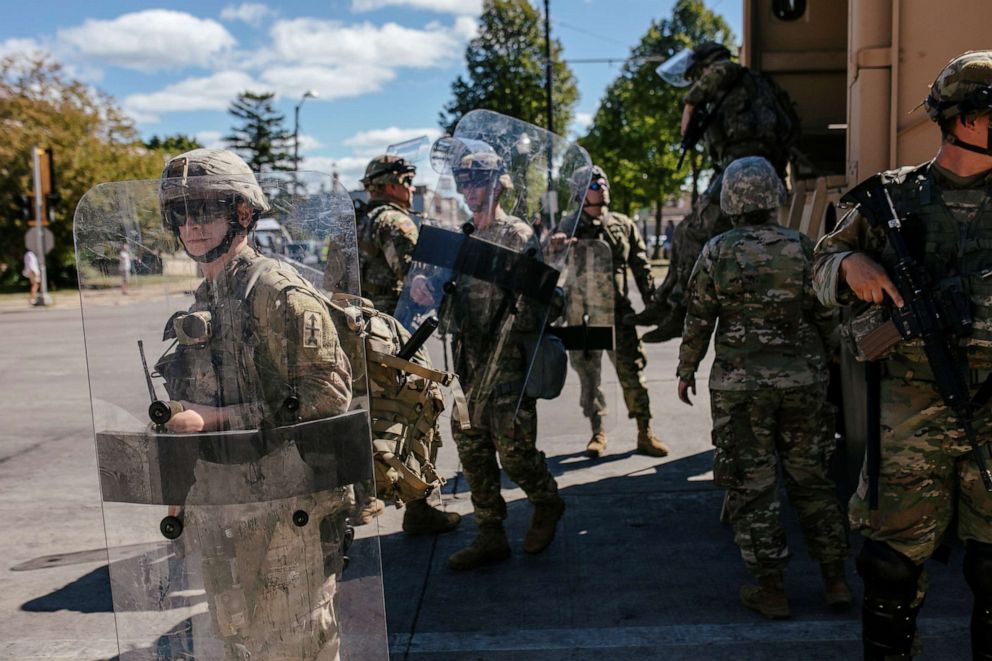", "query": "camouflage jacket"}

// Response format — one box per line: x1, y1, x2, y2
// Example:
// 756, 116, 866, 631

357, 200, 419, 314
684, 60, 793, 171
159, 245, 352, 428
678, 220, 832, 390
450, 207, 543, 387
813, 160, 992, 370
574, 209, 655, 308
